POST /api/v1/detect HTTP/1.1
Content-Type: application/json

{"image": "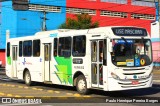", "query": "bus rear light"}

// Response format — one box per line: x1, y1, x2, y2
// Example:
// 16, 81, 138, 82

111, 72, 120, 80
